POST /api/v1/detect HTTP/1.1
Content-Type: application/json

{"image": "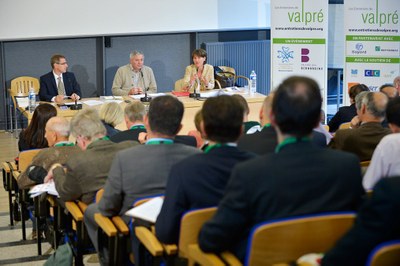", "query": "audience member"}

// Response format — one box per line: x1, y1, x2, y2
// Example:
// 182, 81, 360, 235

39, 54, 82, 103
110, 101, 147, 143
18, 103, 57, 152
180, 48, 214, 92
232, 94, 261, 134
99, 102, 124, 137
17, 117, 80, 189
198, 76, 364, 262
329, 91, 391, 161
238, 93, 326, 155
322, 177, 400, 266
84, 95, 200, 260
394, 76, 400, 95
44, 109, 138, 204
112, 50, 157, 96
328, 83, 369, 132
379, 83, 398, 99
156, 95, 255, 244
187, 110, 206, 148
363, 97, 400, 190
